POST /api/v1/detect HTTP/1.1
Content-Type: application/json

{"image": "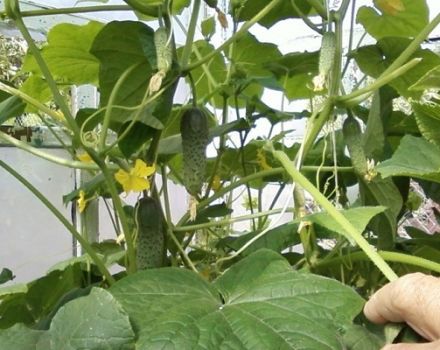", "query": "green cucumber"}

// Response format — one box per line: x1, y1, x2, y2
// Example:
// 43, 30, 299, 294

154, 27, 173, 73
318, 31, 336, 78
135, 196, 165, 270
180, 107, 209, 196
343, 116, 368, 178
